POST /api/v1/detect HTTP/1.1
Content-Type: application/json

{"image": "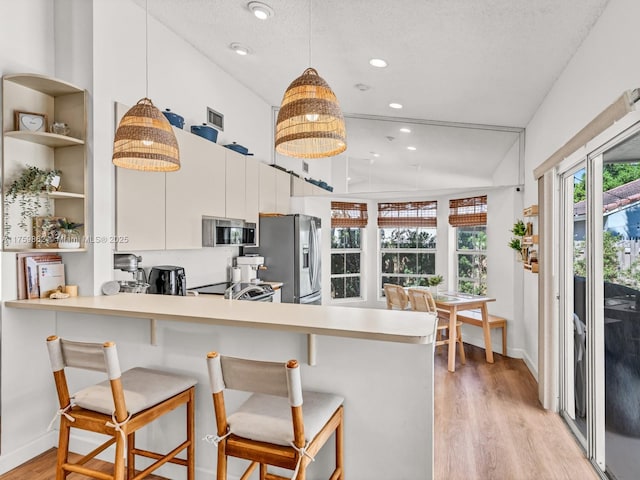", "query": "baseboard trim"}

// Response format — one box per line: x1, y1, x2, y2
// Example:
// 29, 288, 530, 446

522, 350, 538, 381
0, 431, 57, 475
